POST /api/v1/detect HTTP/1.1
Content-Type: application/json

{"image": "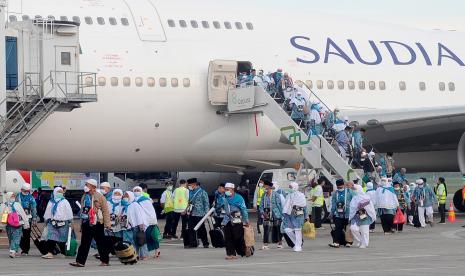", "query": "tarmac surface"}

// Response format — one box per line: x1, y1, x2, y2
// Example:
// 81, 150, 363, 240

0, 217, 464, 276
